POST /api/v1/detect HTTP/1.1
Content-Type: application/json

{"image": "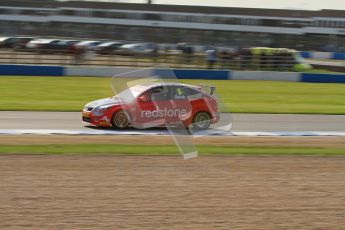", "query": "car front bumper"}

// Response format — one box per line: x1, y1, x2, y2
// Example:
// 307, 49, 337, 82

82, 111, 111, 127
